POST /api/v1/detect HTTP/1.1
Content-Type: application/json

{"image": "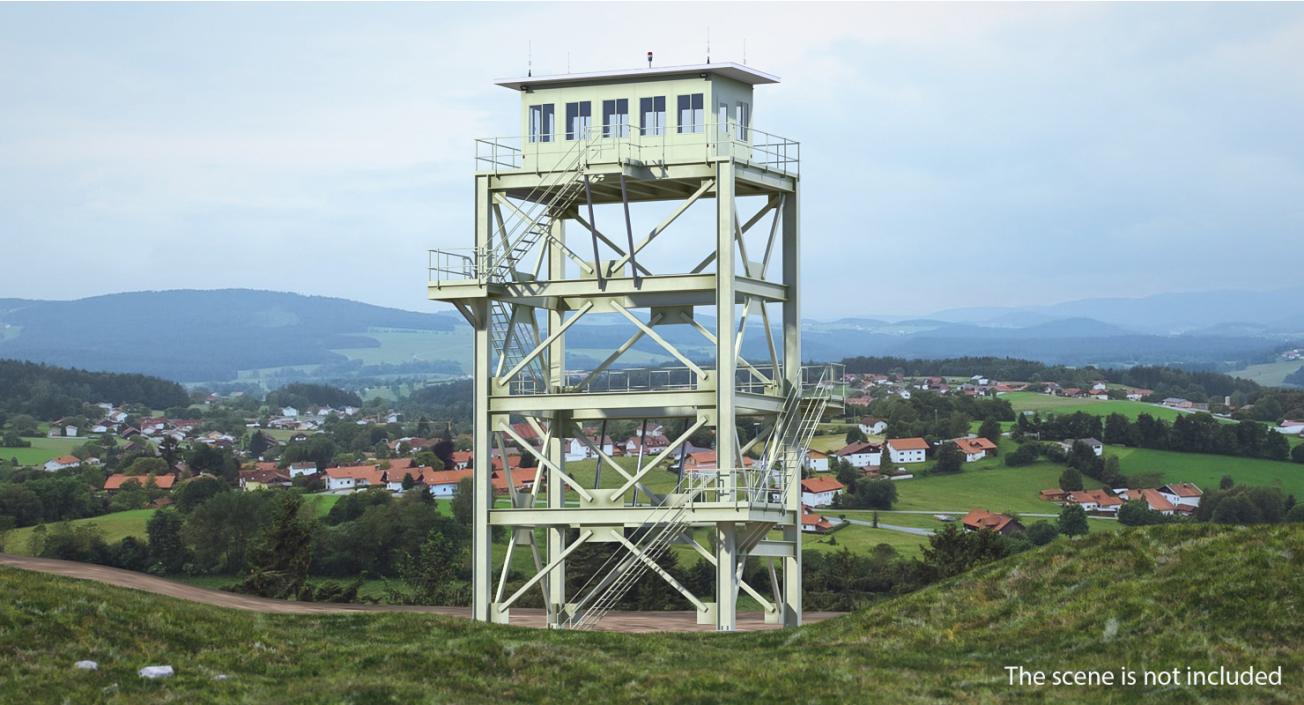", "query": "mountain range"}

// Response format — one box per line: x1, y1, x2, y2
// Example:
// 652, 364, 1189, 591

0, 287, 1301, 385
